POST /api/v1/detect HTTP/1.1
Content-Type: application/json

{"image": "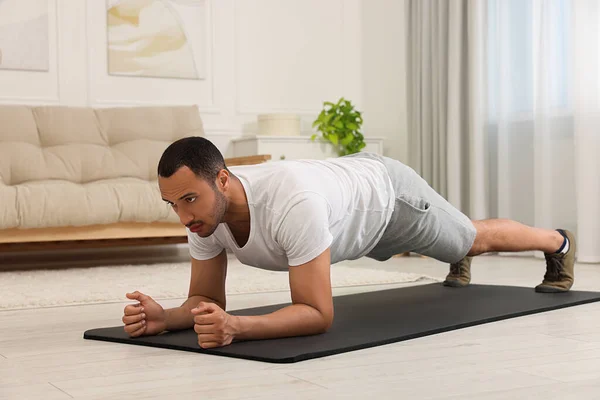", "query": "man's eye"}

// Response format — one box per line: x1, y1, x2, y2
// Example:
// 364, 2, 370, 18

185, 197, 196, 203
